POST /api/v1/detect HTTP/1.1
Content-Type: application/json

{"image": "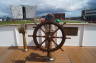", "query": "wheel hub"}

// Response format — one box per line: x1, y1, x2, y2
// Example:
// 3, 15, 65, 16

45, 32, 53, 39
